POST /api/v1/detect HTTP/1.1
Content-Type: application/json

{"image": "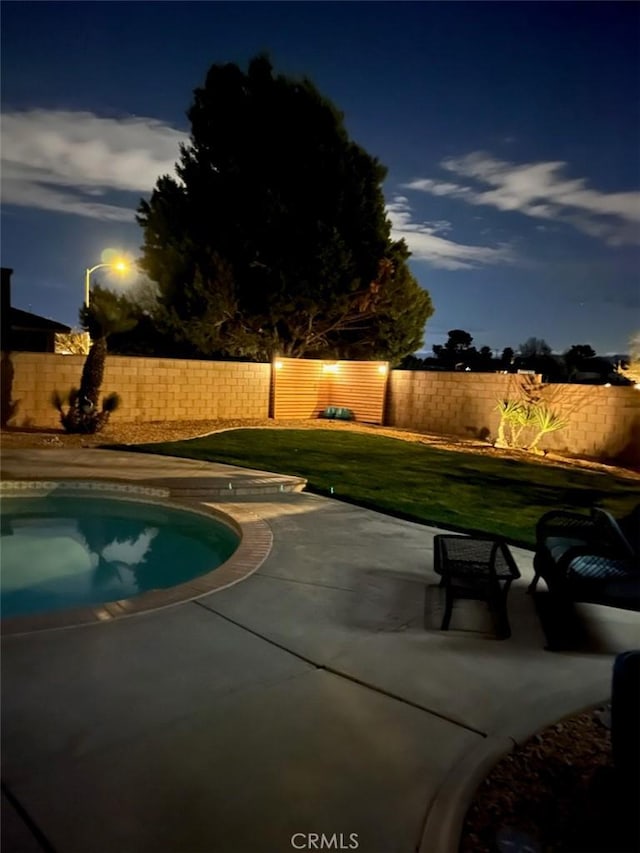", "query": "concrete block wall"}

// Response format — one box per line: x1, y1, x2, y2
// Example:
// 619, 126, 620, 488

387, 371, 526, 440
2, 351, 638, 466
387, 370, 640, 465
3, 352, 271, 428
559, 383, 640, 465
